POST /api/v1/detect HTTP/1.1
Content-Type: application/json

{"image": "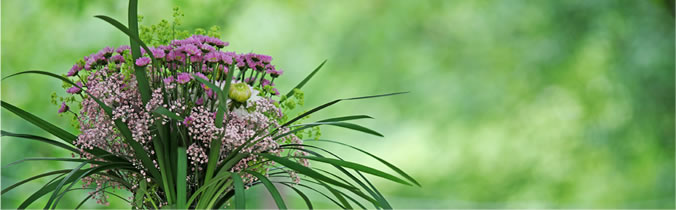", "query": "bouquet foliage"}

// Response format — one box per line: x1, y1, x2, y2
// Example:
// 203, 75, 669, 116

1, 1, 418, 209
